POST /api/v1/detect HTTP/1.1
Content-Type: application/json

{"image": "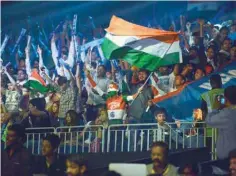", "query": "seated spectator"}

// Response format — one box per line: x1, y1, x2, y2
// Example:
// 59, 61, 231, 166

66, 155, 89, 176
33, 134, 66, 176
146, 141, 179, 175
1, 124, 33, 176
178, 164, 198, 176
